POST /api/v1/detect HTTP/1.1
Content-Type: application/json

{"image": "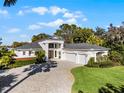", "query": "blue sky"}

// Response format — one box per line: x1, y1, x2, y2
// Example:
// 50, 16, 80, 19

0, 0, 124, 45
